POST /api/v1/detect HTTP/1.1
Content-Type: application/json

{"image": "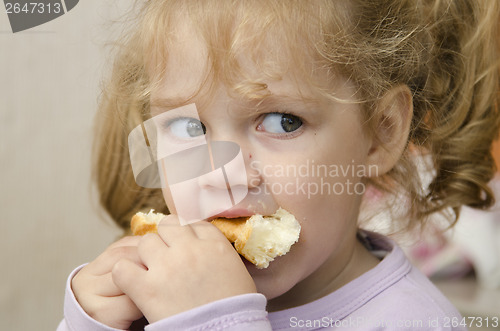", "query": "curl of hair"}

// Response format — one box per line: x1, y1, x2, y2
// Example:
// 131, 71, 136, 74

347, 0, 500, 229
